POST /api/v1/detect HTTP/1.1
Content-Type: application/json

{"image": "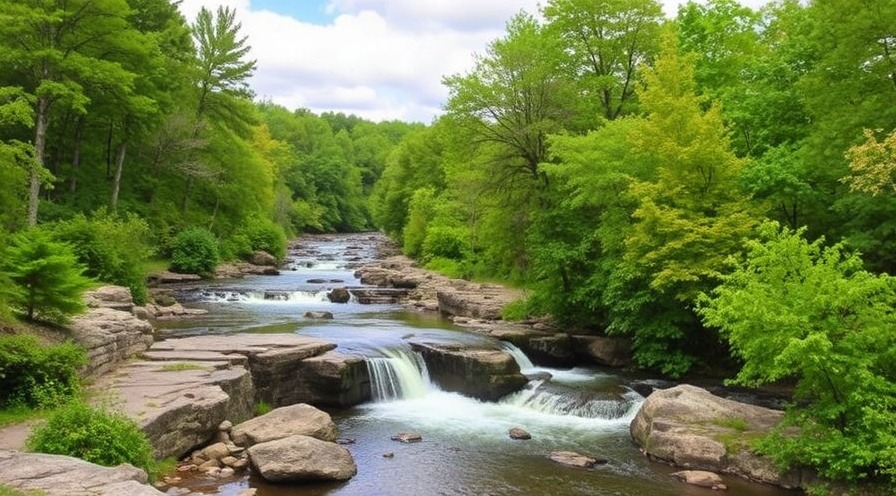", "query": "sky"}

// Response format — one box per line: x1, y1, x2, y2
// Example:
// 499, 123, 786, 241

177, 0, 768, 124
